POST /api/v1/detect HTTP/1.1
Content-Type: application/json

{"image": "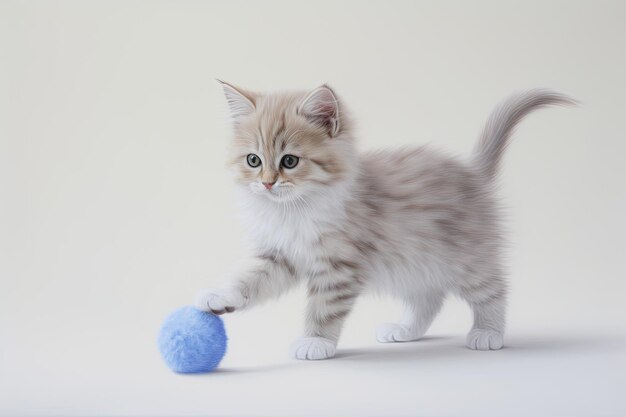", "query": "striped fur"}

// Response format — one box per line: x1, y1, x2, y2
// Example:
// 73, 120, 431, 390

196, 84, 574, 359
